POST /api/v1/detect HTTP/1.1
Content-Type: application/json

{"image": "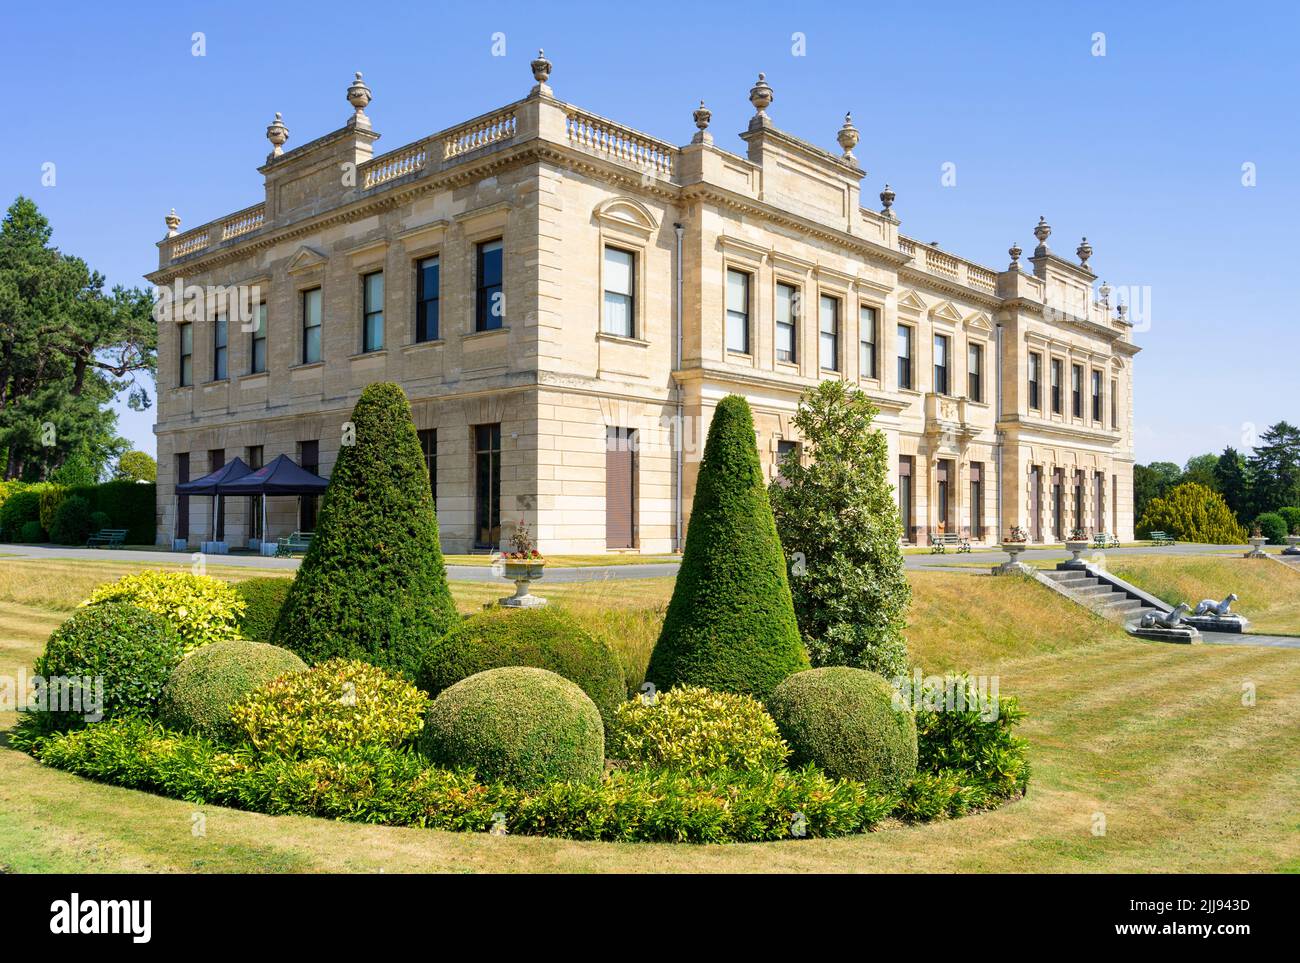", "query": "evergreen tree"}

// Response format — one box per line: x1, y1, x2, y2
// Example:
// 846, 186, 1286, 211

1136, 482, 1247, 544
1246, 421, 1300, 515
646, 395, 808, 700
1133, 461, 1180, 523
1213, 446, 1249, 522
769, 380, 910, 678
1180, 453, 1219, 491
272, 383, 457, 679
